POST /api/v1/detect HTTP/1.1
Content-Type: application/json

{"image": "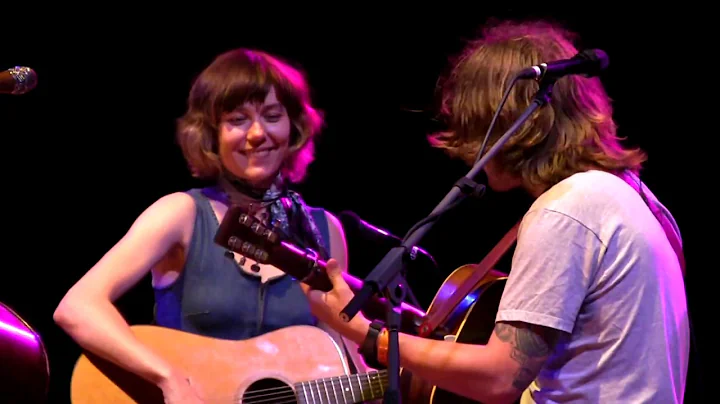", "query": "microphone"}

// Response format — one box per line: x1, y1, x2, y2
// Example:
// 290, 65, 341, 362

516, 49, 609, 81
0, 66, 38, 95
338, 210, 438, 267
